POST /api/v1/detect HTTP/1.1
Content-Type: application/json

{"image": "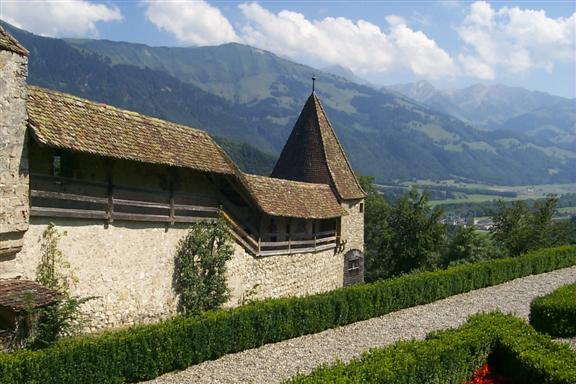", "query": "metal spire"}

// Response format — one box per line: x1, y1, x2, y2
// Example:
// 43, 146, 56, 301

312, 74, 316, 92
